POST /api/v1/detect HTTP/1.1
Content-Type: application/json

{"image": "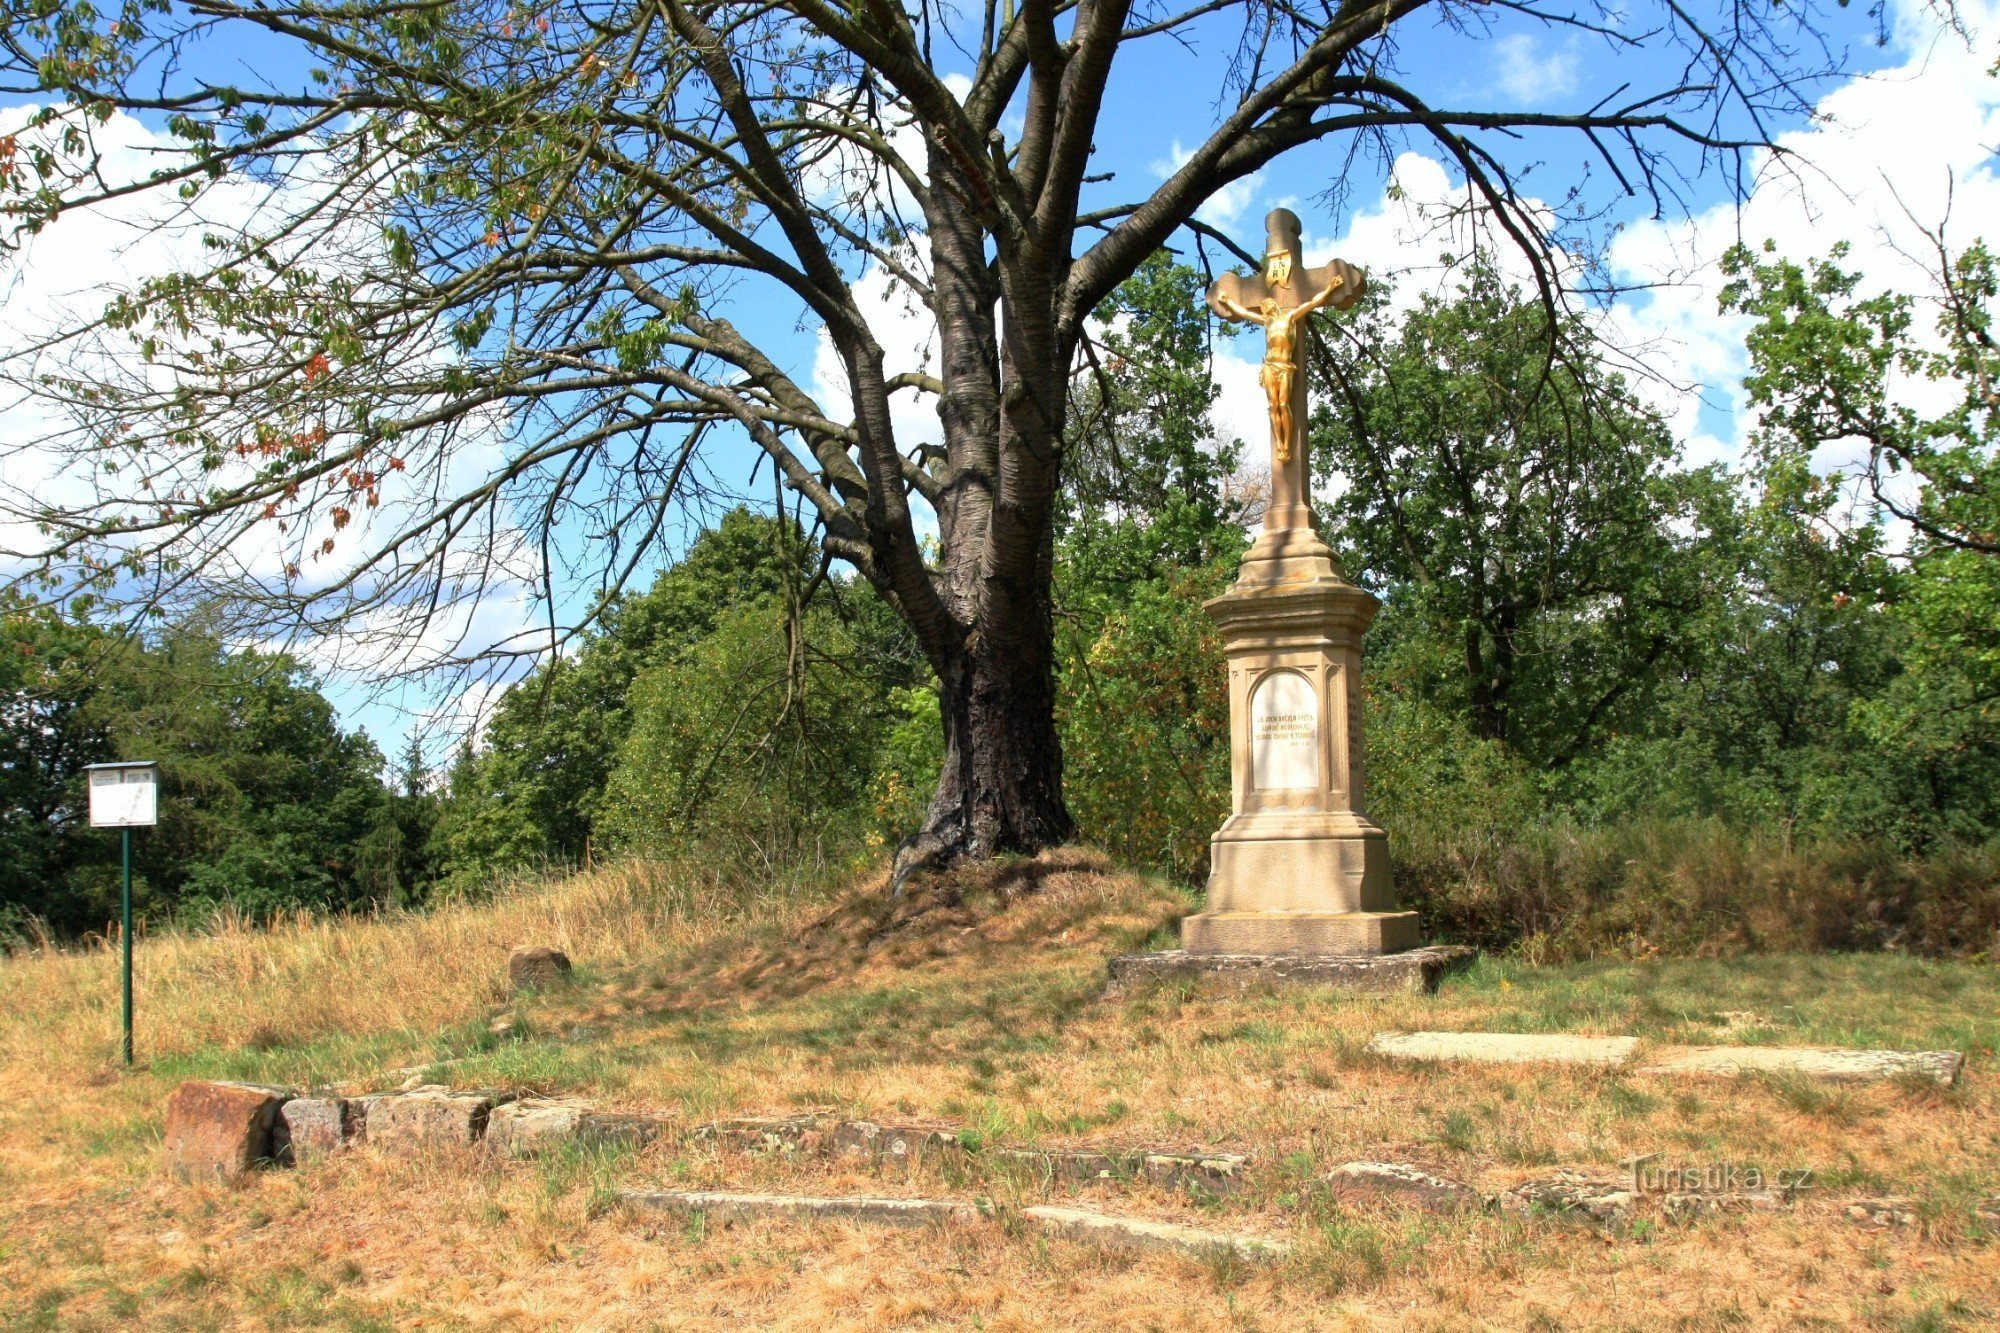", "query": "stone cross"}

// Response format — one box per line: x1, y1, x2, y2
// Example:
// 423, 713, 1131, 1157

1206, 208, 1365, 534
